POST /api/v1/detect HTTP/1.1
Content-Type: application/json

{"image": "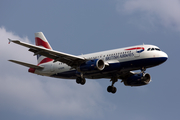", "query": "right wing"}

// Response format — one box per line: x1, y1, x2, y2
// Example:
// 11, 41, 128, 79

8, 39, 86, 67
